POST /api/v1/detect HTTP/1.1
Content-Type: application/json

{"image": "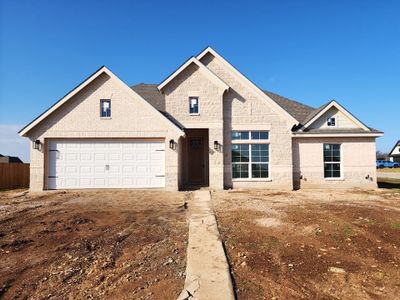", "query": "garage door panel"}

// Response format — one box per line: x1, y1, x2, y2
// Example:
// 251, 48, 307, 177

150, 165, 163, 173
109, 165, 120, 173
65, 166, 78, 175
80, 153, 92, 161
48, 139, 165, 189
94, 153, 106, 161
79, 178, 92, 186
136, 165, 149, 174
80, 166, 92, 174
136, 152, 149, 161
